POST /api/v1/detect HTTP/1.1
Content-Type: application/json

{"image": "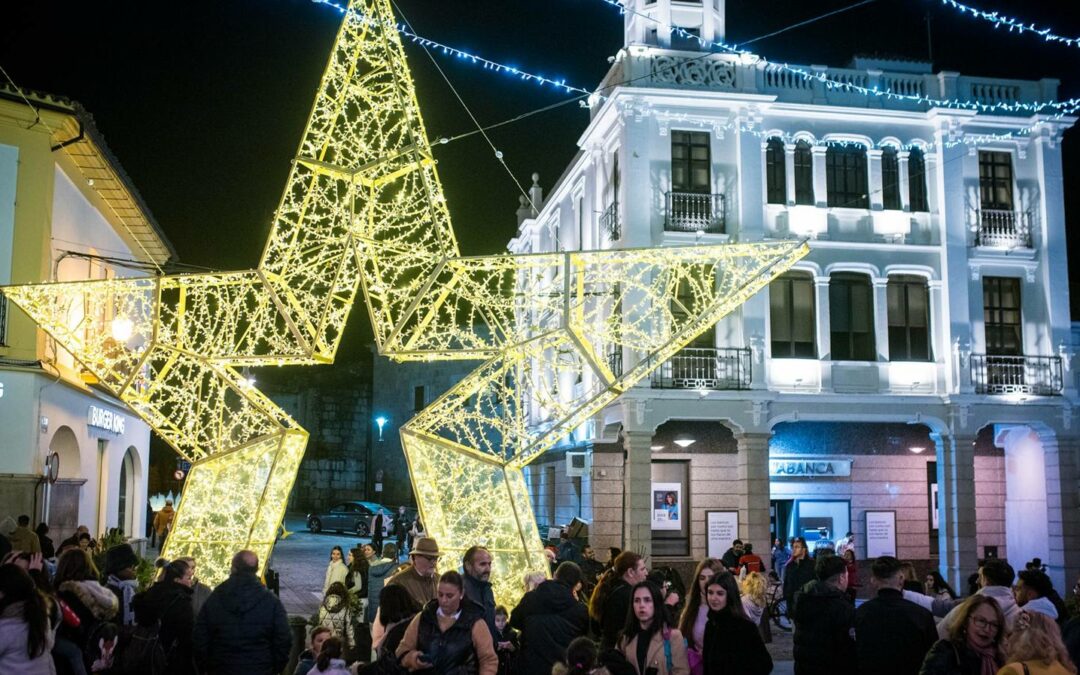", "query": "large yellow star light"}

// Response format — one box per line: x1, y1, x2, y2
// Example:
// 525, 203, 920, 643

3, 0, 806, 596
